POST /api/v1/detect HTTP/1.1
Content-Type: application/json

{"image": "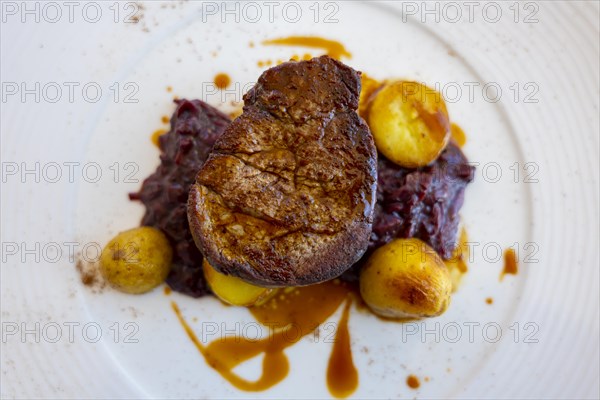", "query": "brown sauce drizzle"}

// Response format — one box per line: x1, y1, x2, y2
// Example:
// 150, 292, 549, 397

262, 36, 351, 60
406, 374, 420, 389
172, 280, 357, 394
451, 123, 467, 147
214, 73, 231, 89
500, 248, 518, 280
326, 299, 358, 398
